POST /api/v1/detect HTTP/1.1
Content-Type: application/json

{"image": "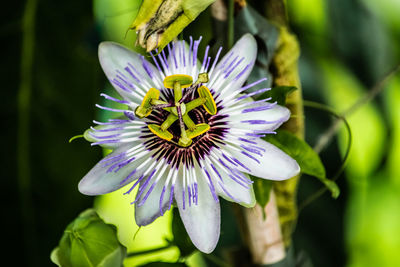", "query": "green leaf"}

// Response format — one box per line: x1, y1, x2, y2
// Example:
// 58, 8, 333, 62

264, 130, 339, 198
252, 177, 273, 218
257, 86, 297, 105
51, 209, 127, 267
182, 0, 216, 20
50, 248, 62, 266
171, 208, 196, 257
235, 6, 280, 91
